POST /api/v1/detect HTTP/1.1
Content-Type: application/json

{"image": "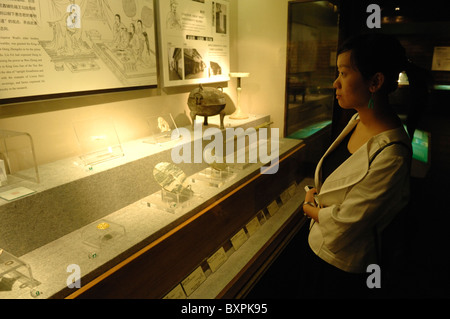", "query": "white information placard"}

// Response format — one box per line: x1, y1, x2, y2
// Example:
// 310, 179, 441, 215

157, 0, 230, 87
181, 266, 206, 296
230, 228, 247, 251
163, 284, 187, 299
245, 216, 261, 237
0, 0, 157, 102
267, 200, 279, 216
0, 187, 35, 201
206, 247, 227, 272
